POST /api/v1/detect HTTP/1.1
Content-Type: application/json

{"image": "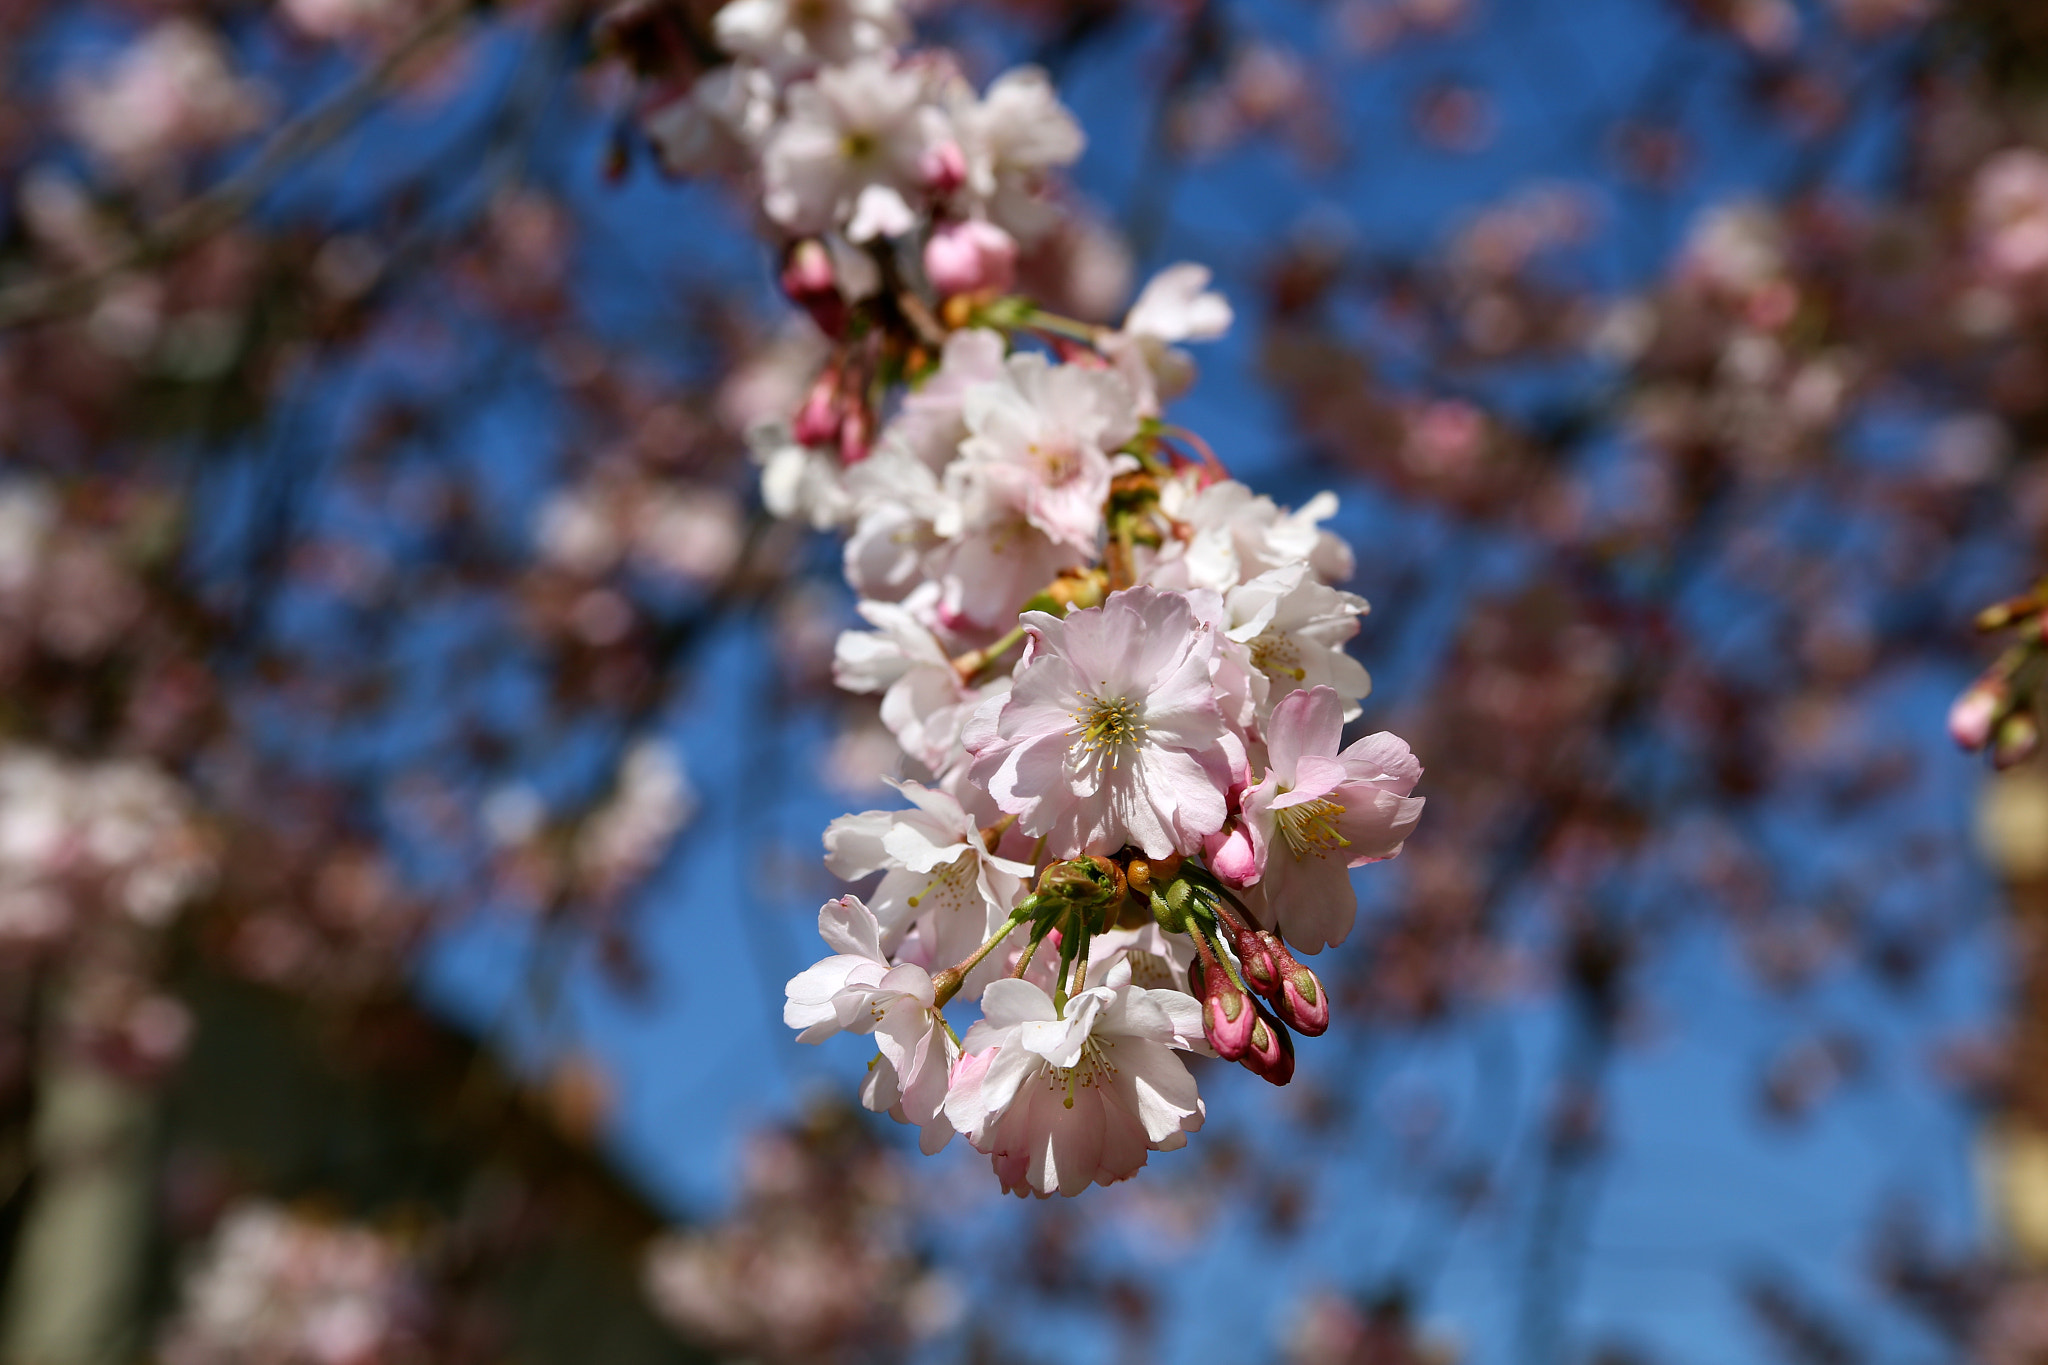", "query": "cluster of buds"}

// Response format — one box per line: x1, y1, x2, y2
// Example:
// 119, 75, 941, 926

1144, 857, 1326, 1086
1951, 580, 2048, 768
605, 0, 1424, 1194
